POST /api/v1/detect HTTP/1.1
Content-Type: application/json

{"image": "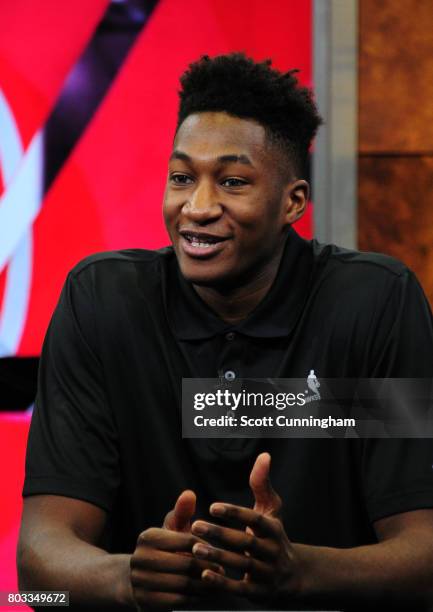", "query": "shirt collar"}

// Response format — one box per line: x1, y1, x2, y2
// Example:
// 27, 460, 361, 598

166, 226, 314, 341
